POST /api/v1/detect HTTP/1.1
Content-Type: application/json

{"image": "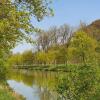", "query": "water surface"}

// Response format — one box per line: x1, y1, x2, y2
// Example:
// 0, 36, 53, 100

7, 70, 63, 100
